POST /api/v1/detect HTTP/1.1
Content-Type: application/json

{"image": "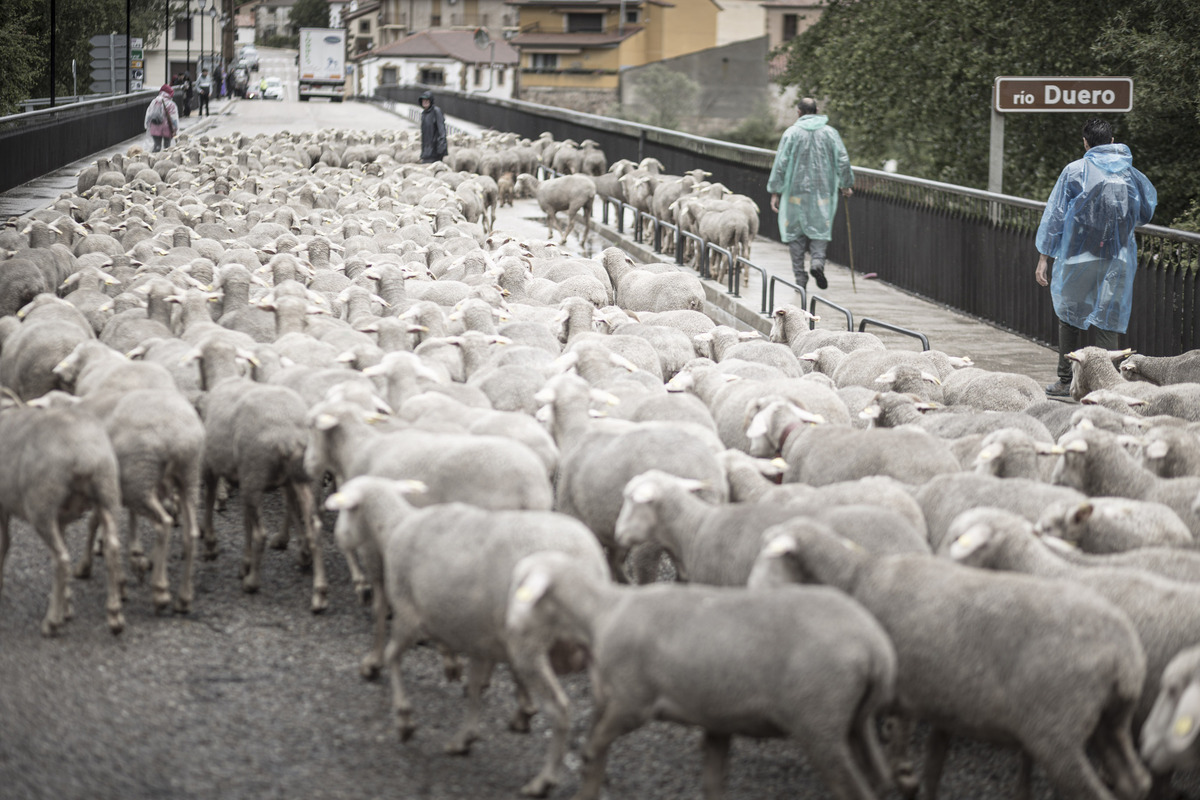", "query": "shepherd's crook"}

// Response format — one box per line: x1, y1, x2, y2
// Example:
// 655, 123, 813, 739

844, 197, 857, 293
